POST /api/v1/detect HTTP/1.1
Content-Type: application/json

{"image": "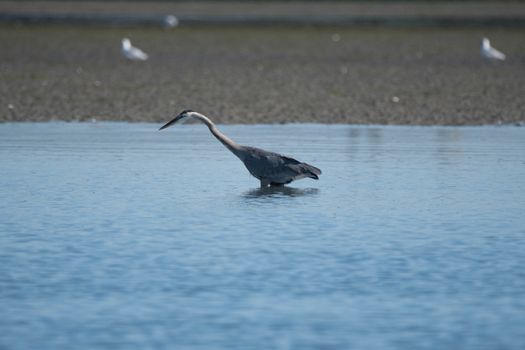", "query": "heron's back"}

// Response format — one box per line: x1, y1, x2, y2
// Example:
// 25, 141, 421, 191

241, 146, 321, 184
